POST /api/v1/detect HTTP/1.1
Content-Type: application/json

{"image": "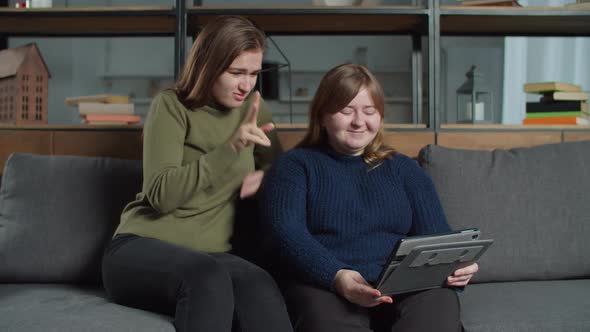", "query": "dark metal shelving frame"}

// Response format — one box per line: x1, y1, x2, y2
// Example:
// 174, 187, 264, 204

1, 1, 589, 133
